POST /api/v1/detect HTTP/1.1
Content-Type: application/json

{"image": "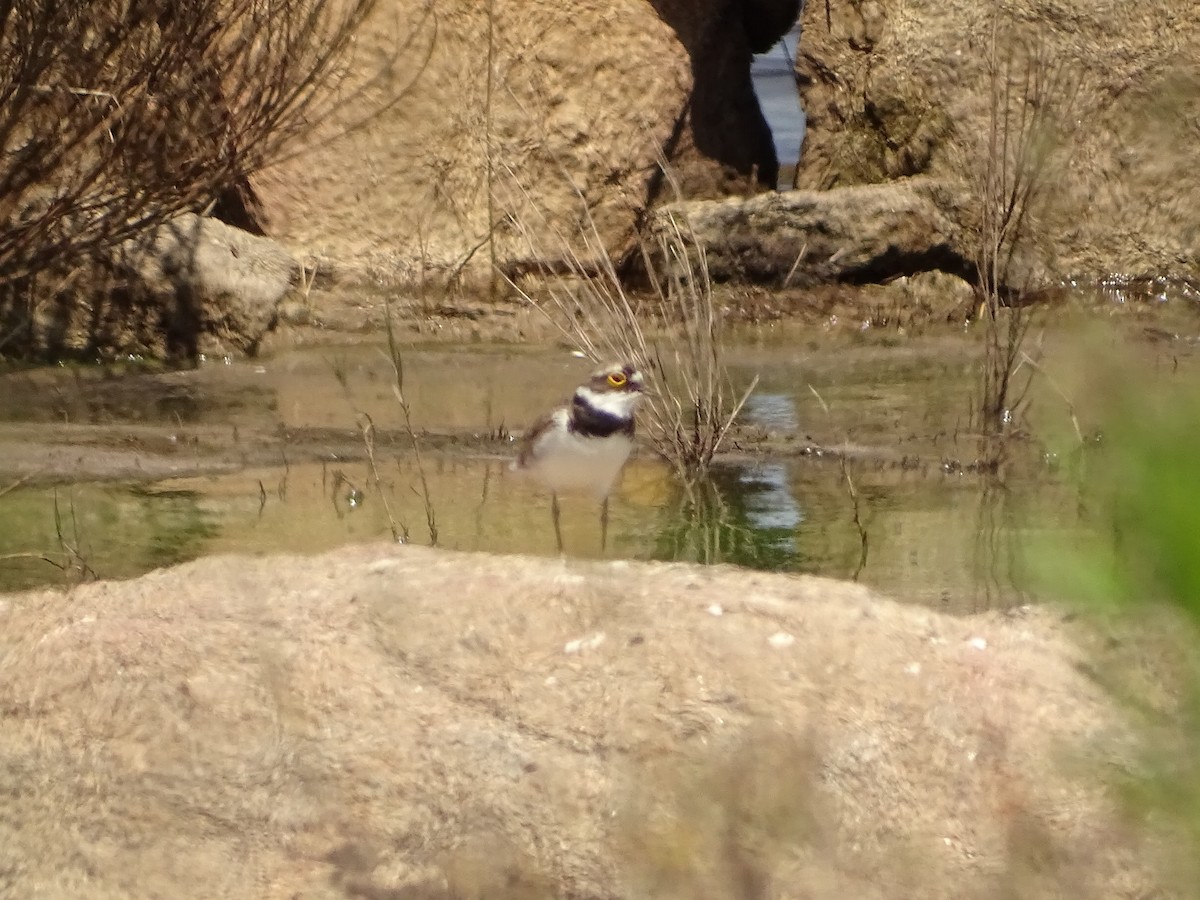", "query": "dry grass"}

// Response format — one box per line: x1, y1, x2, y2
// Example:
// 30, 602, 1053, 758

380, 295, 438, 546
0, 480, 97, 584
327, 305, 439, 547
